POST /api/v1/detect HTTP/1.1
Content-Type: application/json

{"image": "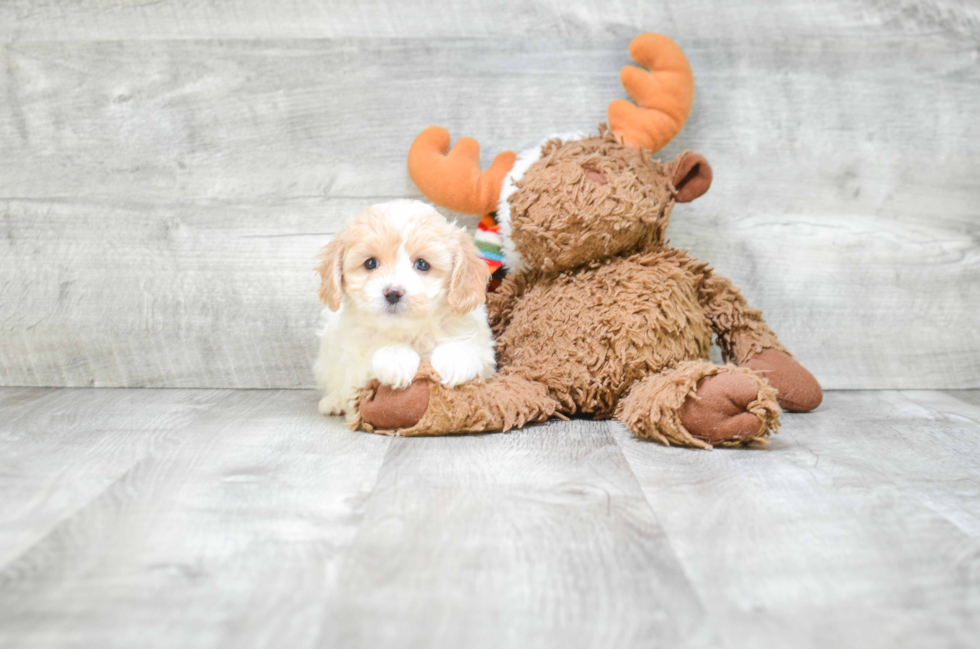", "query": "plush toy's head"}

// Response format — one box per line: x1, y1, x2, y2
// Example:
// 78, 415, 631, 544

499, 129, 711, 272
407, 33, 712, 274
